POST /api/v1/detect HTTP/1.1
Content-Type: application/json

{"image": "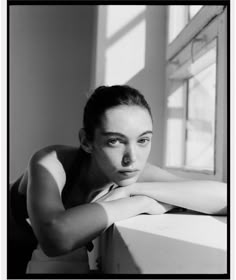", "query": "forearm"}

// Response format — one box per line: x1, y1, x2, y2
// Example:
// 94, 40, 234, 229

42, 196, 149, 256
96, 195, 151, 225
129, 181, 227, 215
